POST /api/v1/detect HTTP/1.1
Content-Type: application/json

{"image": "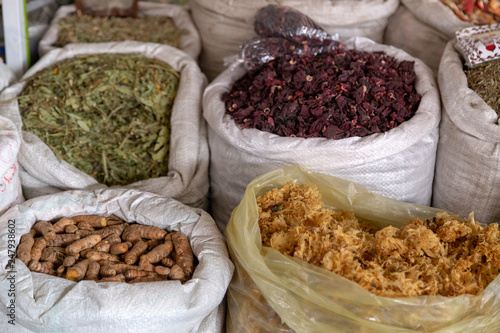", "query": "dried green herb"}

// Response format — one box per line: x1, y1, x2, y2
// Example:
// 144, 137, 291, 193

55, 14, 184, 48
19, 53, 179, 186
465, 59, 500, 118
